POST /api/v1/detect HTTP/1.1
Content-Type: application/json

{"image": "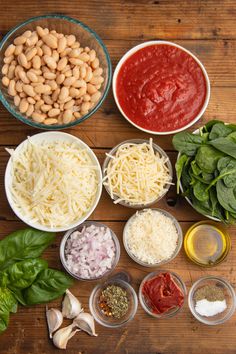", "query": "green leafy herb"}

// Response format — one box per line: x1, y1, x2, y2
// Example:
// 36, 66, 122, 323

23, 269, 73, 305
3, 258, 48, 291
0, 229, 55, 270
172, 132, 204, 156
173, 120, 236, 223
0, 288, 18, 334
